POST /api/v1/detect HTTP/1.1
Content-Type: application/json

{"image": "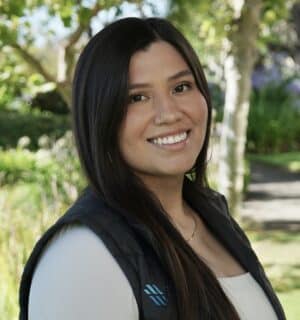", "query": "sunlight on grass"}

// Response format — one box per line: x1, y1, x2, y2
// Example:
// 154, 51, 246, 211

244, 229, 300, 318
247, 152, 300, 173
277, 290, 300, 320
